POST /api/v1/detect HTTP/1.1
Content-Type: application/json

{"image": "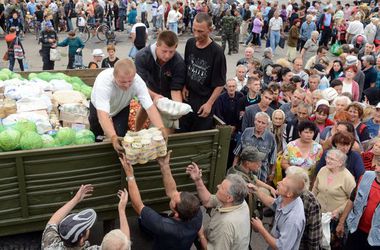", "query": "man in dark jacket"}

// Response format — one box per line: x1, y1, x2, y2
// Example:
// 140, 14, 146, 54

39, 21, 58, 70
135, 30, 186, 132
